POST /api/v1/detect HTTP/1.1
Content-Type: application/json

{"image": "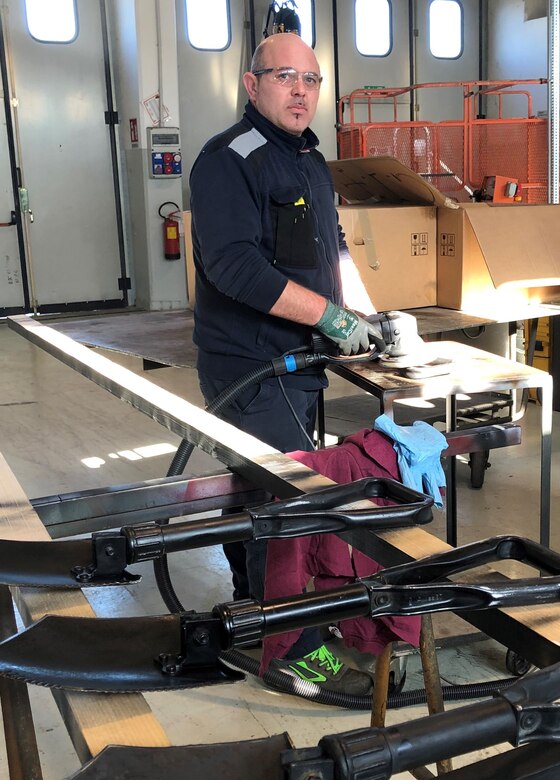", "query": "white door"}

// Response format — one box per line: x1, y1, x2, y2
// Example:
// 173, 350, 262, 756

0, 0, 126, 314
